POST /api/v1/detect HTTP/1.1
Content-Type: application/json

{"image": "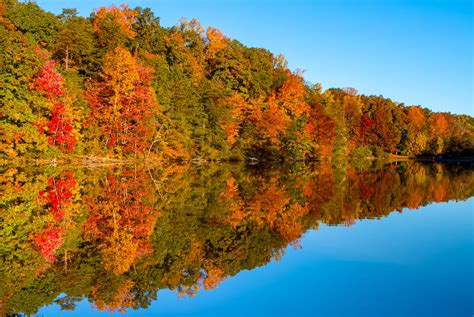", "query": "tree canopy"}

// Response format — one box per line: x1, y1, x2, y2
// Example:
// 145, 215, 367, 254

1, 1, 472, 163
